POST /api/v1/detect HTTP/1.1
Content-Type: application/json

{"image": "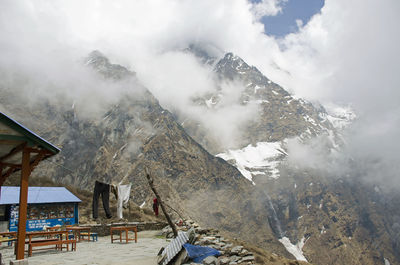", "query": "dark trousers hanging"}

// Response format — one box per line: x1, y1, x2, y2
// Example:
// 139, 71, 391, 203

92, 181, 112, 219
